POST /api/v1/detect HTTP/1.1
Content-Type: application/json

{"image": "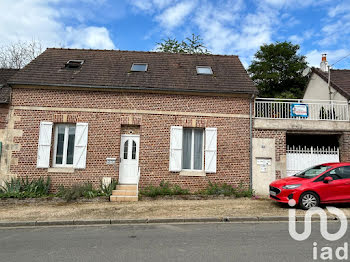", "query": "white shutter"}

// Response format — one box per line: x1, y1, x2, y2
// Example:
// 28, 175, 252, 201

169, 126, 183, 172
37, 121, 53, 168
205, 127, 217, 173
73, 123, 89, 169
